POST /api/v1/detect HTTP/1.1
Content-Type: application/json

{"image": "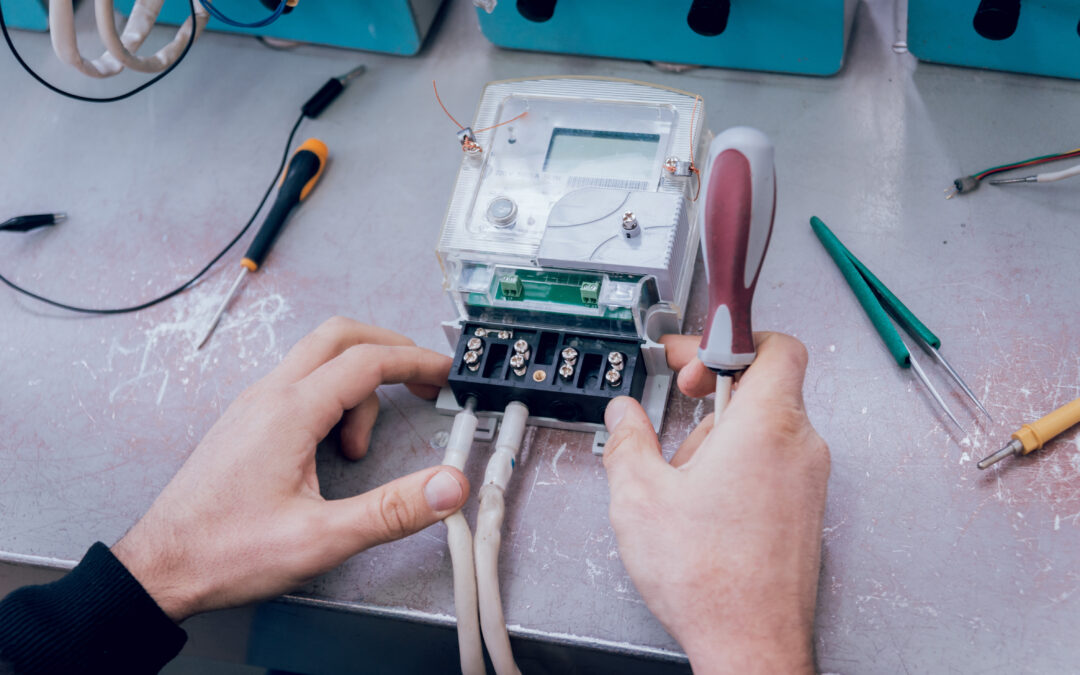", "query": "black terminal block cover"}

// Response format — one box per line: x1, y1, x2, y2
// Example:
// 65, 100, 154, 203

448, 323, 647, 425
